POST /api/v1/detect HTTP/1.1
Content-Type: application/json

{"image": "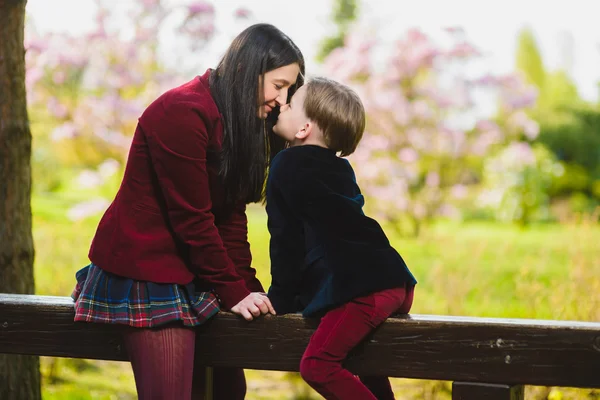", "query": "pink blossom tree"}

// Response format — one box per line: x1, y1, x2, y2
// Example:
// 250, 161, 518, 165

26, 0, 251, 218
324, 27, 541, 235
